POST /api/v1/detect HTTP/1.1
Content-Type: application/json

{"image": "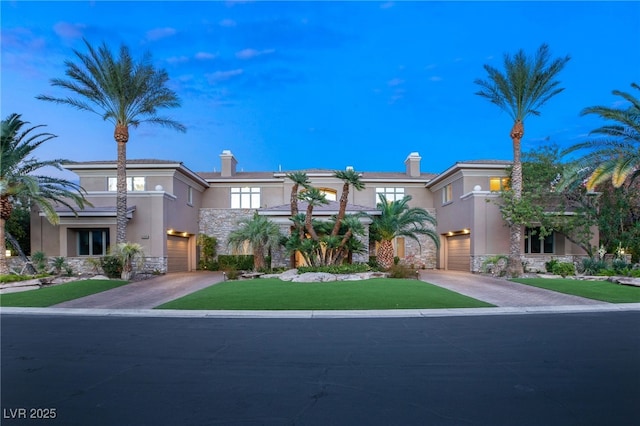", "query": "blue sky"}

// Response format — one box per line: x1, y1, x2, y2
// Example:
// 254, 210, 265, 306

2, 1, 639, 178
